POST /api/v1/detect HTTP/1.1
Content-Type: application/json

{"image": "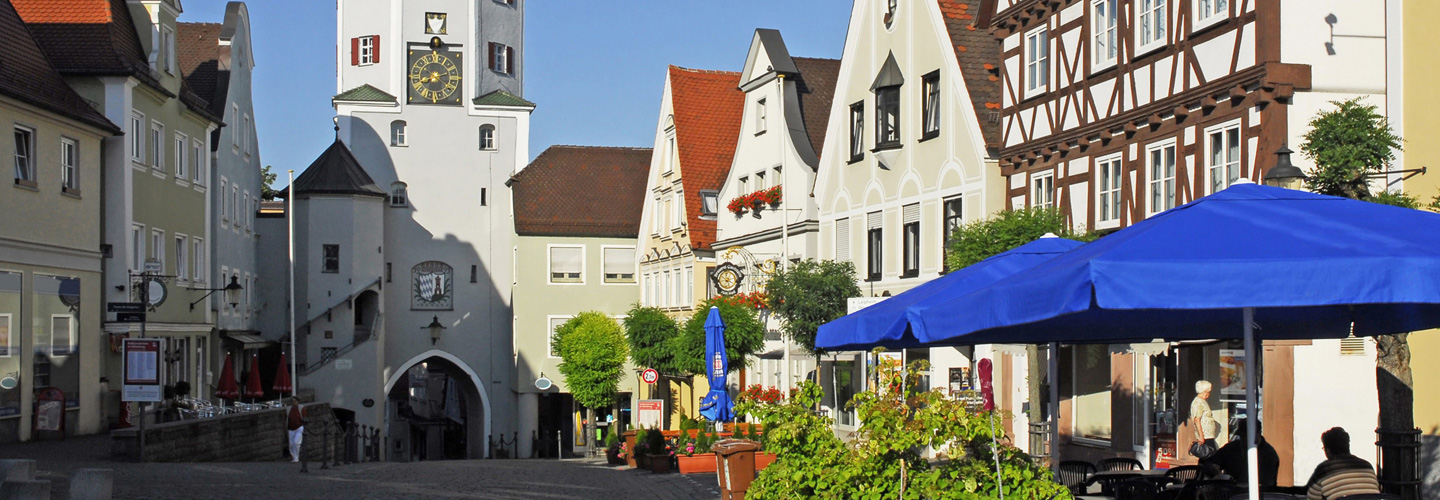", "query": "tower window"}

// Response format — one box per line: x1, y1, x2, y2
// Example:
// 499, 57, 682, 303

391, 121, 407, 147
479, 125, 496, 150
